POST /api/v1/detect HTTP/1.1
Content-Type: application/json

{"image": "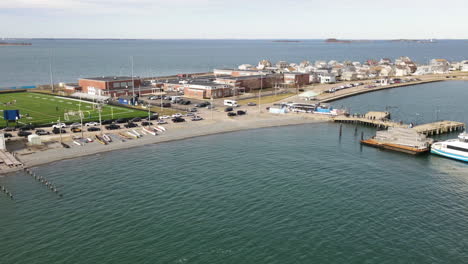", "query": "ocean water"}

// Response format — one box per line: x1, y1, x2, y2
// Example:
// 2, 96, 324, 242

1, 39, 468, 88
1, 81, 468, 263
